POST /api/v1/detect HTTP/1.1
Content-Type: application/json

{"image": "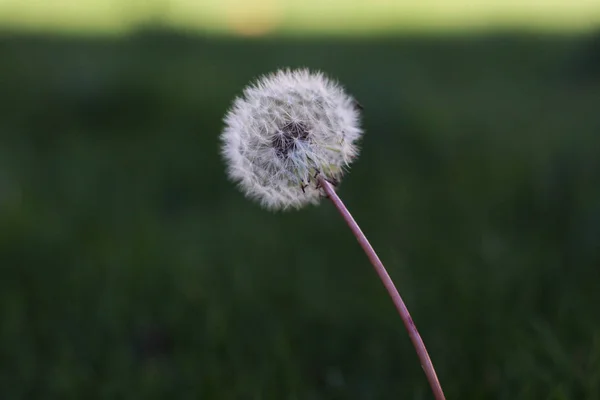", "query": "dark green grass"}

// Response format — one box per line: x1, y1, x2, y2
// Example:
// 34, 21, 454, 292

0, 31, 599, 399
